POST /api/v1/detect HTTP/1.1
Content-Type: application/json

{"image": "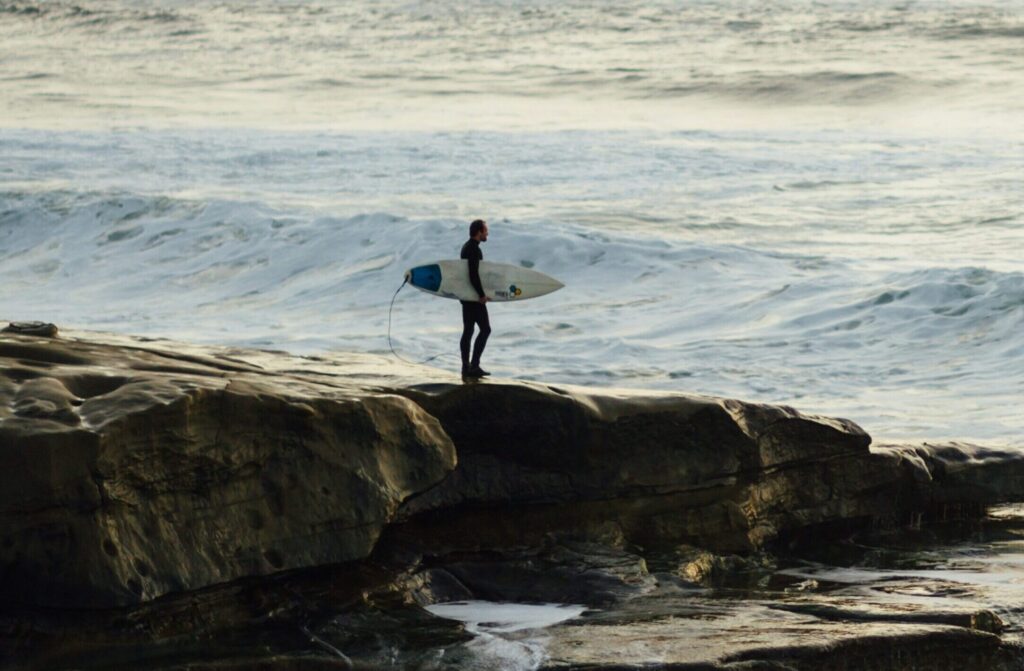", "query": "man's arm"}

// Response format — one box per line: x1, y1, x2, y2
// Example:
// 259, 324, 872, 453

468, 253, 486, 301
